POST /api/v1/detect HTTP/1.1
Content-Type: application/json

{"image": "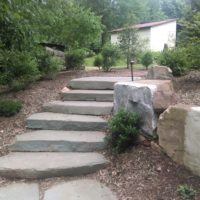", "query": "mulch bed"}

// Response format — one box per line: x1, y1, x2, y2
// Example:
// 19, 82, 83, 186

0, 68, 200, 200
